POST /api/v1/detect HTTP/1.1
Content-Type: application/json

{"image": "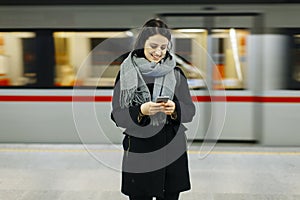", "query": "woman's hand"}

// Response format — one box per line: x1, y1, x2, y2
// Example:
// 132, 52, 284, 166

140, 102, 165, 116
140, 100, 176, 116
162, 100, 176, 115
